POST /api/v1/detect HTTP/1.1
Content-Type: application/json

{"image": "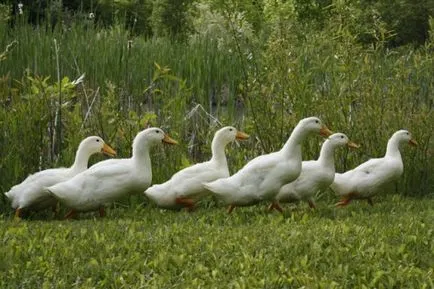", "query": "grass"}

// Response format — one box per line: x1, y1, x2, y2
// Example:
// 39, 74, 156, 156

1, 195, 433, 288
